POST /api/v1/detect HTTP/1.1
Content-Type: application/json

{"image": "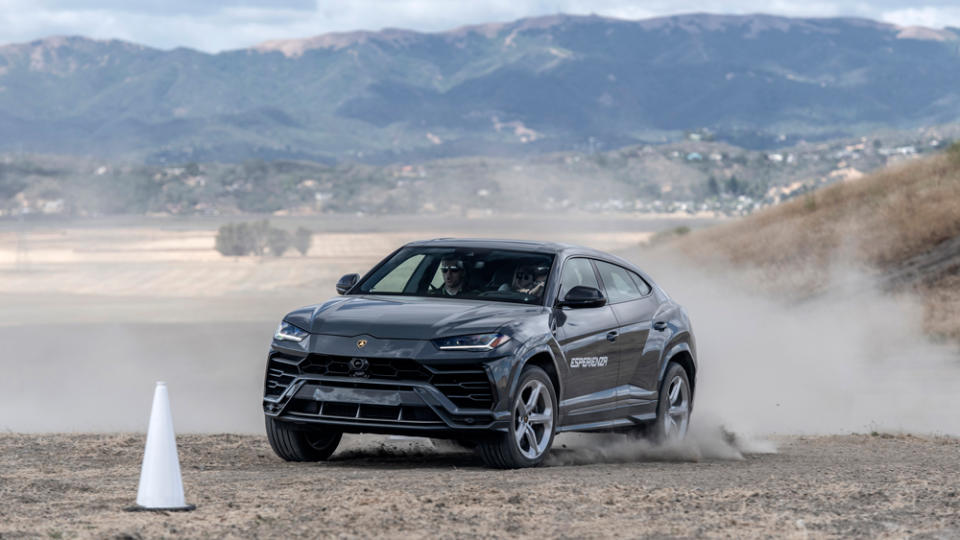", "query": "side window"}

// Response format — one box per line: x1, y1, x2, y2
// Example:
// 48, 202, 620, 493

370, 254, 425, 293
595, 261, 643, 304
558, 258, 600, 300
630, 271, 652, 296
